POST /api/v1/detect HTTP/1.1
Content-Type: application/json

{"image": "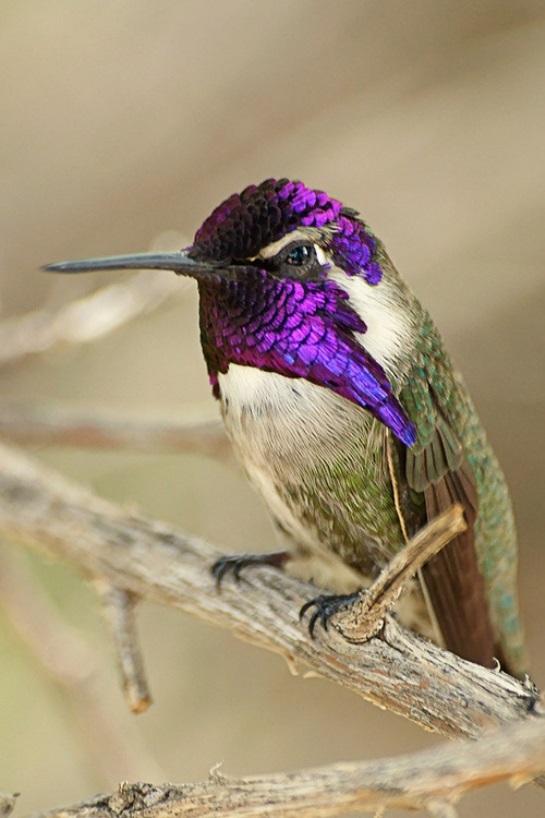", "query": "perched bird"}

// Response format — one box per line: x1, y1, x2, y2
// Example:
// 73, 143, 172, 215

45, 178, 527, 678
